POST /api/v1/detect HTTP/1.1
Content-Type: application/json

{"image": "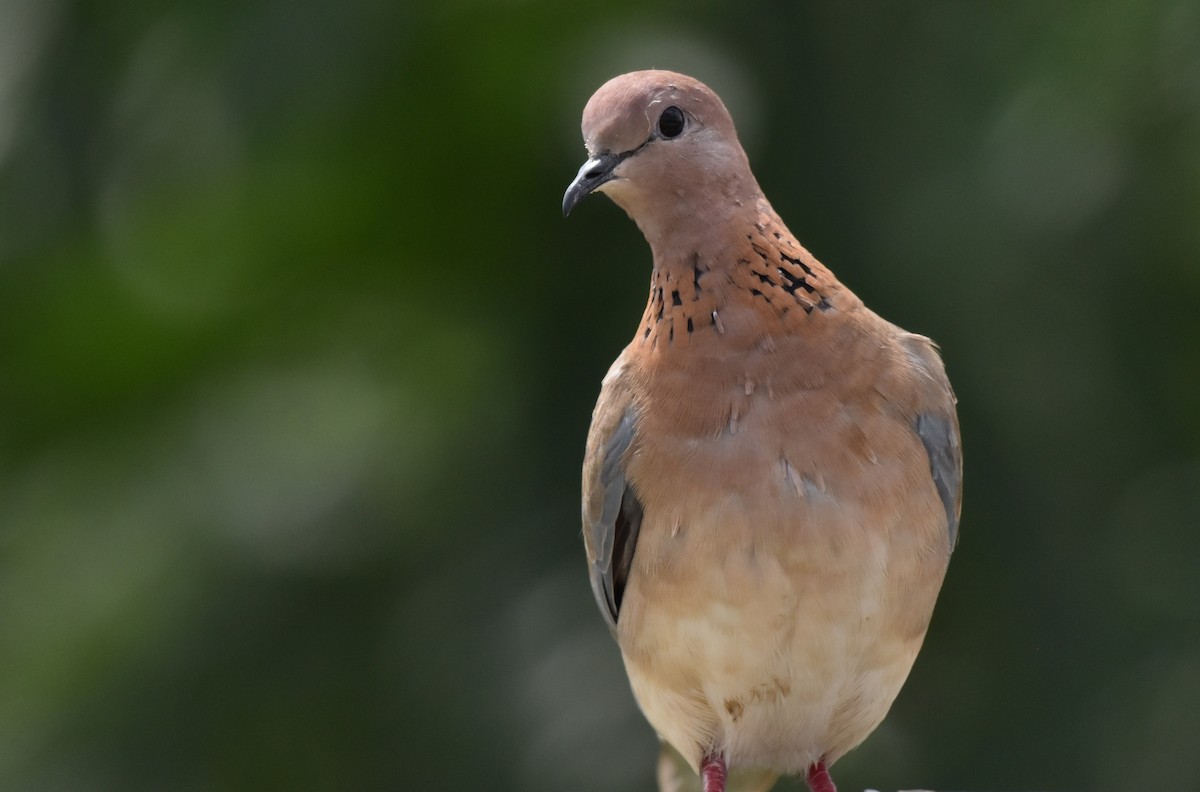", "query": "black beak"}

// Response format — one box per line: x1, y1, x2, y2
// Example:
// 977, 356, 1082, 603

562, 152, 622, 216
